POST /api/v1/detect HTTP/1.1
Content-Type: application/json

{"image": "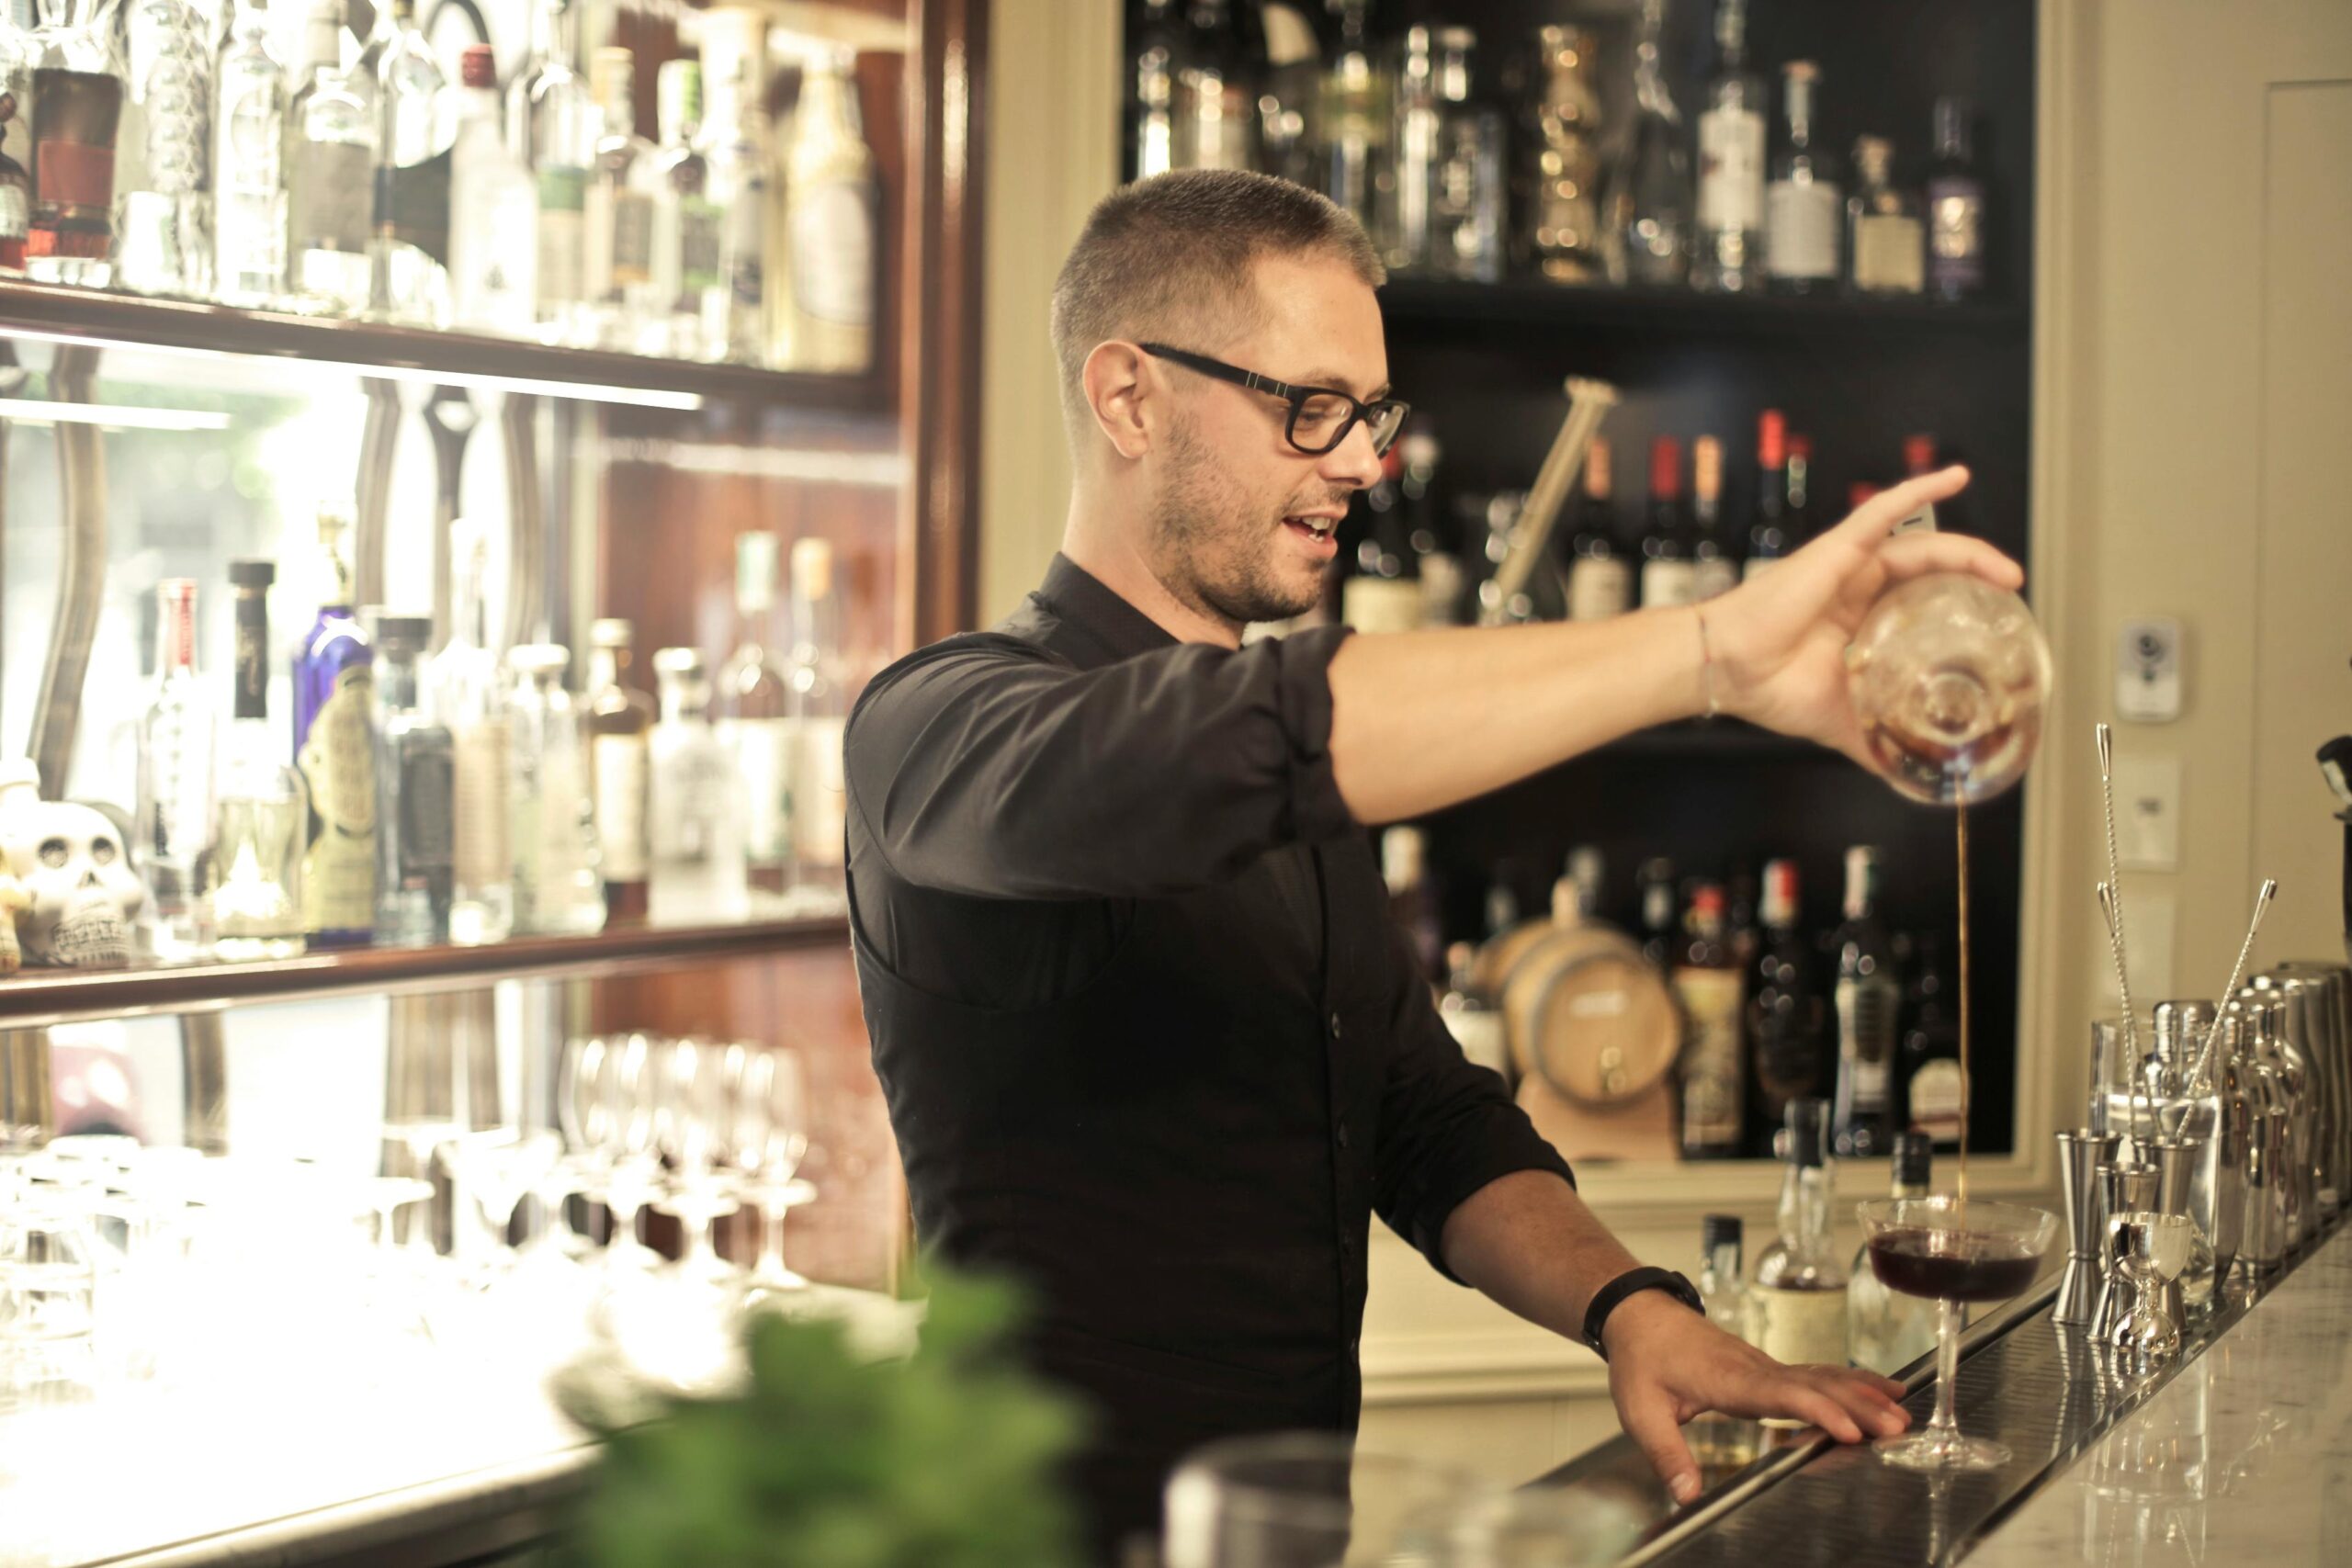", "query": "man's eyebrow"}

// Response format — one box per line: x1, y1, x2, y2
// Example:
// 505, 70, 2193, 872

1293, 368, 1392, 400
